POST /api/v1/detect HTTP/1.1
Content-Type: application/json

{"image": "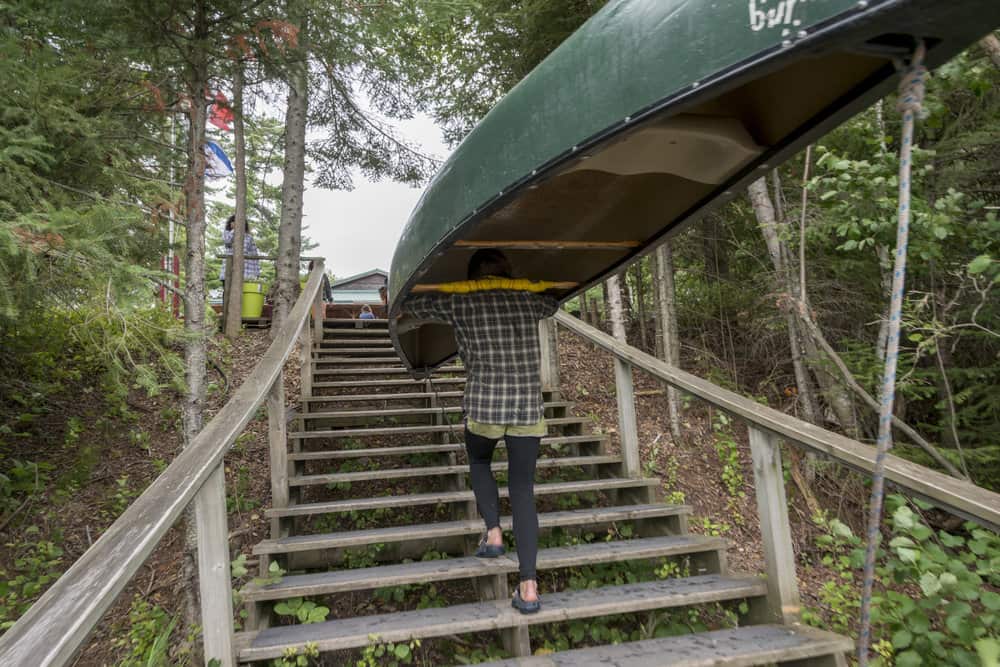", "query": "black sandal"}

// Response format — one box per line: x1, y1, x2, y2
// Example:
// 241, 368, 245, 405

475, 536, 505, 558
511, 588, 541, 614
